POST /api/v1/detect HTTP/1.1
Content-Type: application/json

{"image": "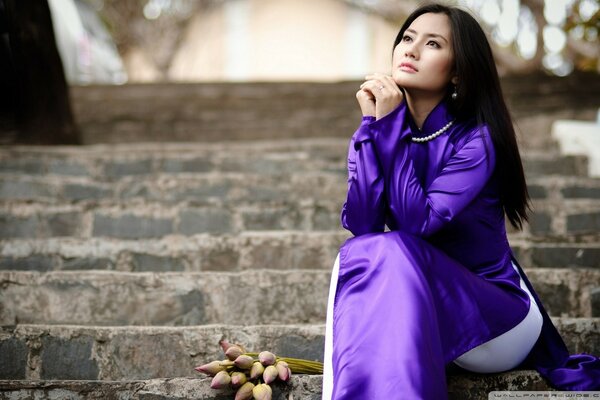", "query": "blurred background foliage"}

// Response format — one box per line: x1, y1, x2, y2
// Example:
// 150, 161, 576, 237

84, 0, 599, 82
